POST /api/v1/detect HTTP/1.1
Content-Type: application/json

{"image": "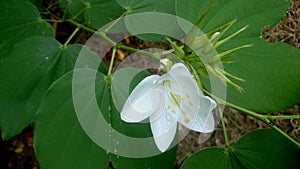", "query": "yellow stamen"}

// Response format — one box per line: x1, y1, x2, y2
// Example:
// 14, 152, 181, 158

167, 105, 171, 109
172, 97, 177, 106
184, 118, 190, 123
173, 93, 180, 97
169, 92, 190, 123
188, 101, 193, 106
173, 93, 184, 101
